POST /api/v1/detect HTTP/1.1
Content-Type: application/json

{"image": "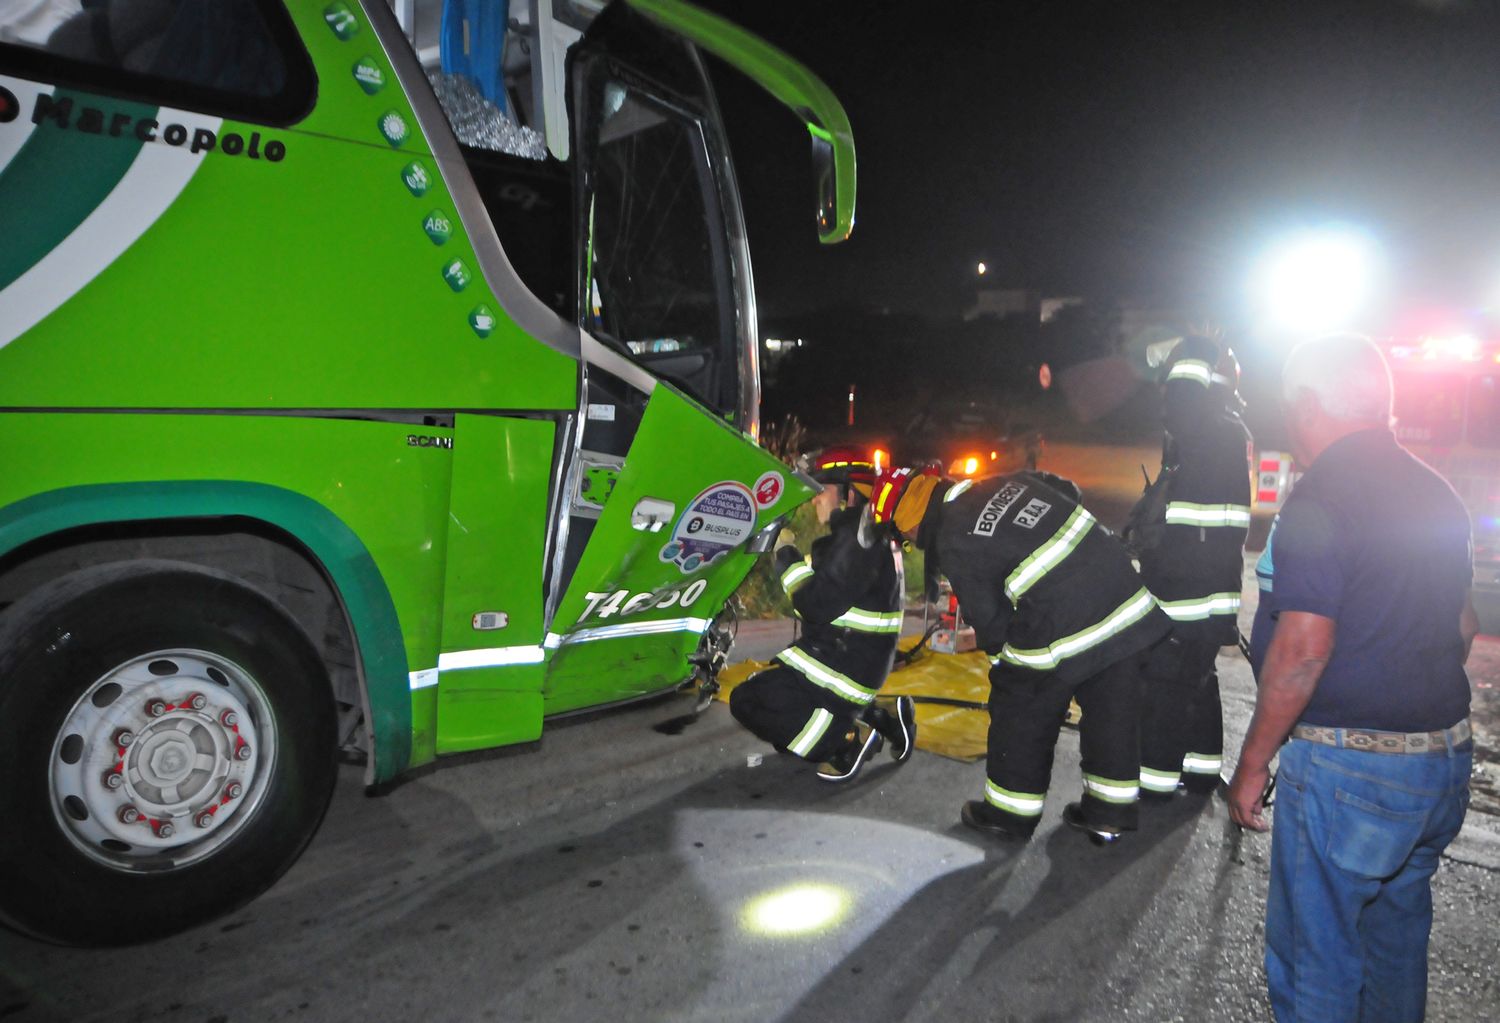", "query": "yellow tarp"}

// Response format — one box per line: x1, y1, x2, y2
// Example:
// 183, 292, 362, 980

717, 640, 994, 762
718, 637, 1084, 762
